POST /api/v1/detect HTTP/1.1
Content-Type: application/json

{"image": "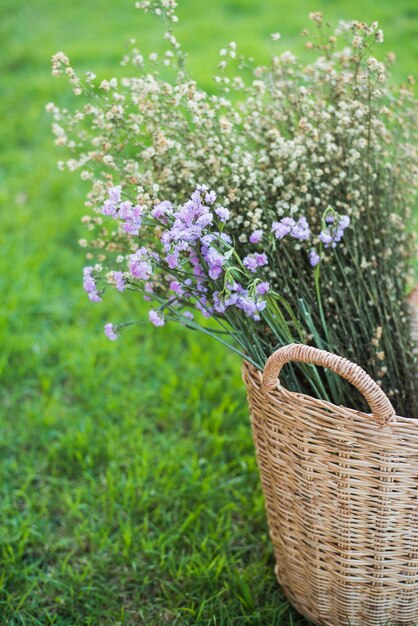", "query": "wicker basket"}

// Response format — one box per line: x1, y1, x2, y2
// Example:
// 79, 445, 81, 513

243, 343, 418, 626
